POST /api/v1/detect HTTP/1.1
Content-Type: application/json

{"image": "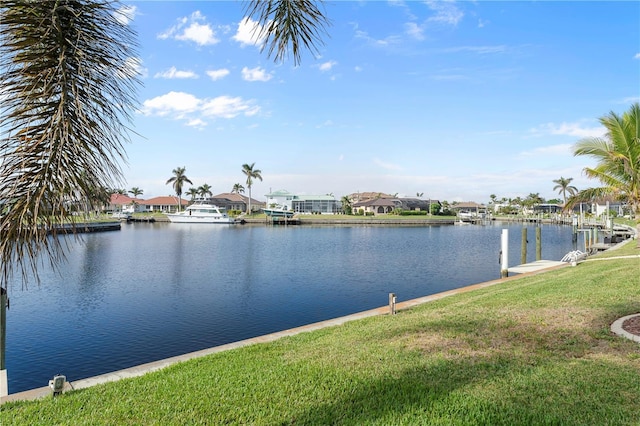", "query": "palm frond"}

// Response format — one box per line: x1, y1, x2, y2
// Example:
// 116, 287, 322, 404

0, 1, 141, 288
244, 0, 331, 65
